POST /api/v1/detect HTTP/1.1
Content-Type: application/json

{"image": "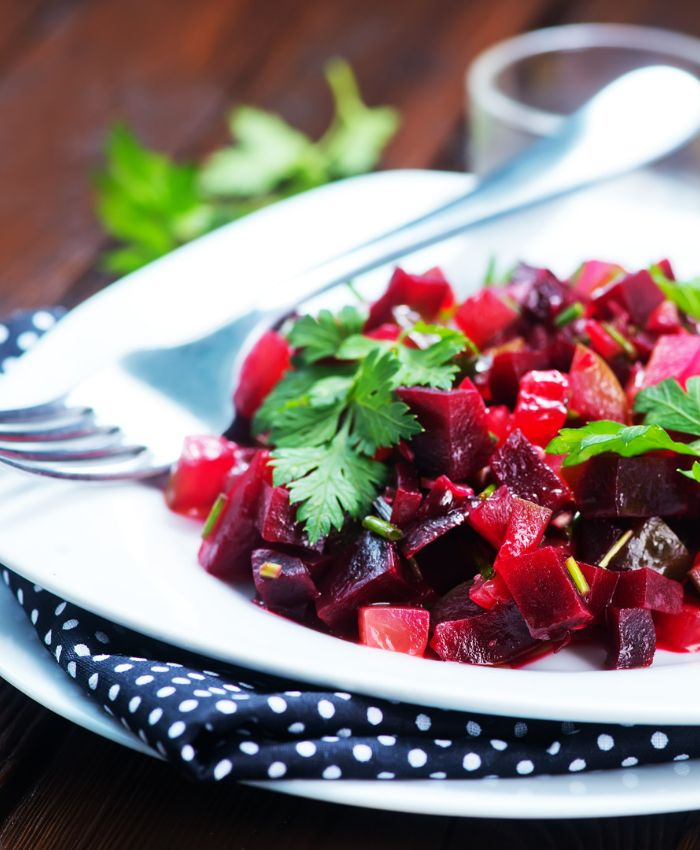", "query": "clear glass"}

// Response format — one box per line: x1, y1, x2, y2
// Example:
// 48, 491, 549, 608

466, 24, 700, 183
